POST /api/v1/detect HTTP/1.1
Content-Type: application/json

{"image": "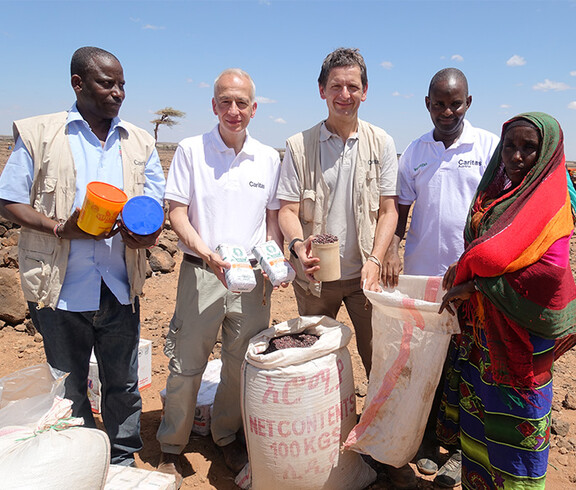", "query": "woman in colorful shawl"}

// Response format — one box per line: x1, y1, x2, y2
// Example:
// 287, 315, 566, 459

437, 112, 576, 489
